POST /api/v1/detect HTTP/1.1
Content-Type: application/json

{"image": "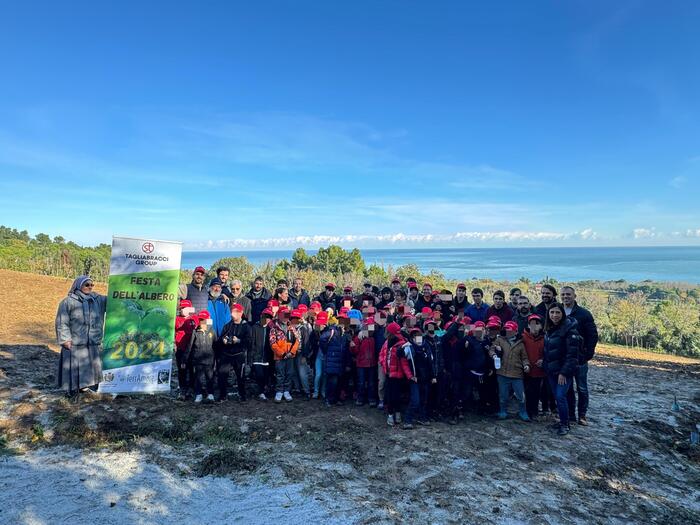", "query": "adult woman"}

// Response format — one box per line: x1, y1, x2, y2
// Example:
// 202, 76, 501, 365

543, 302, 580, 435
55, 276, 107, 394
